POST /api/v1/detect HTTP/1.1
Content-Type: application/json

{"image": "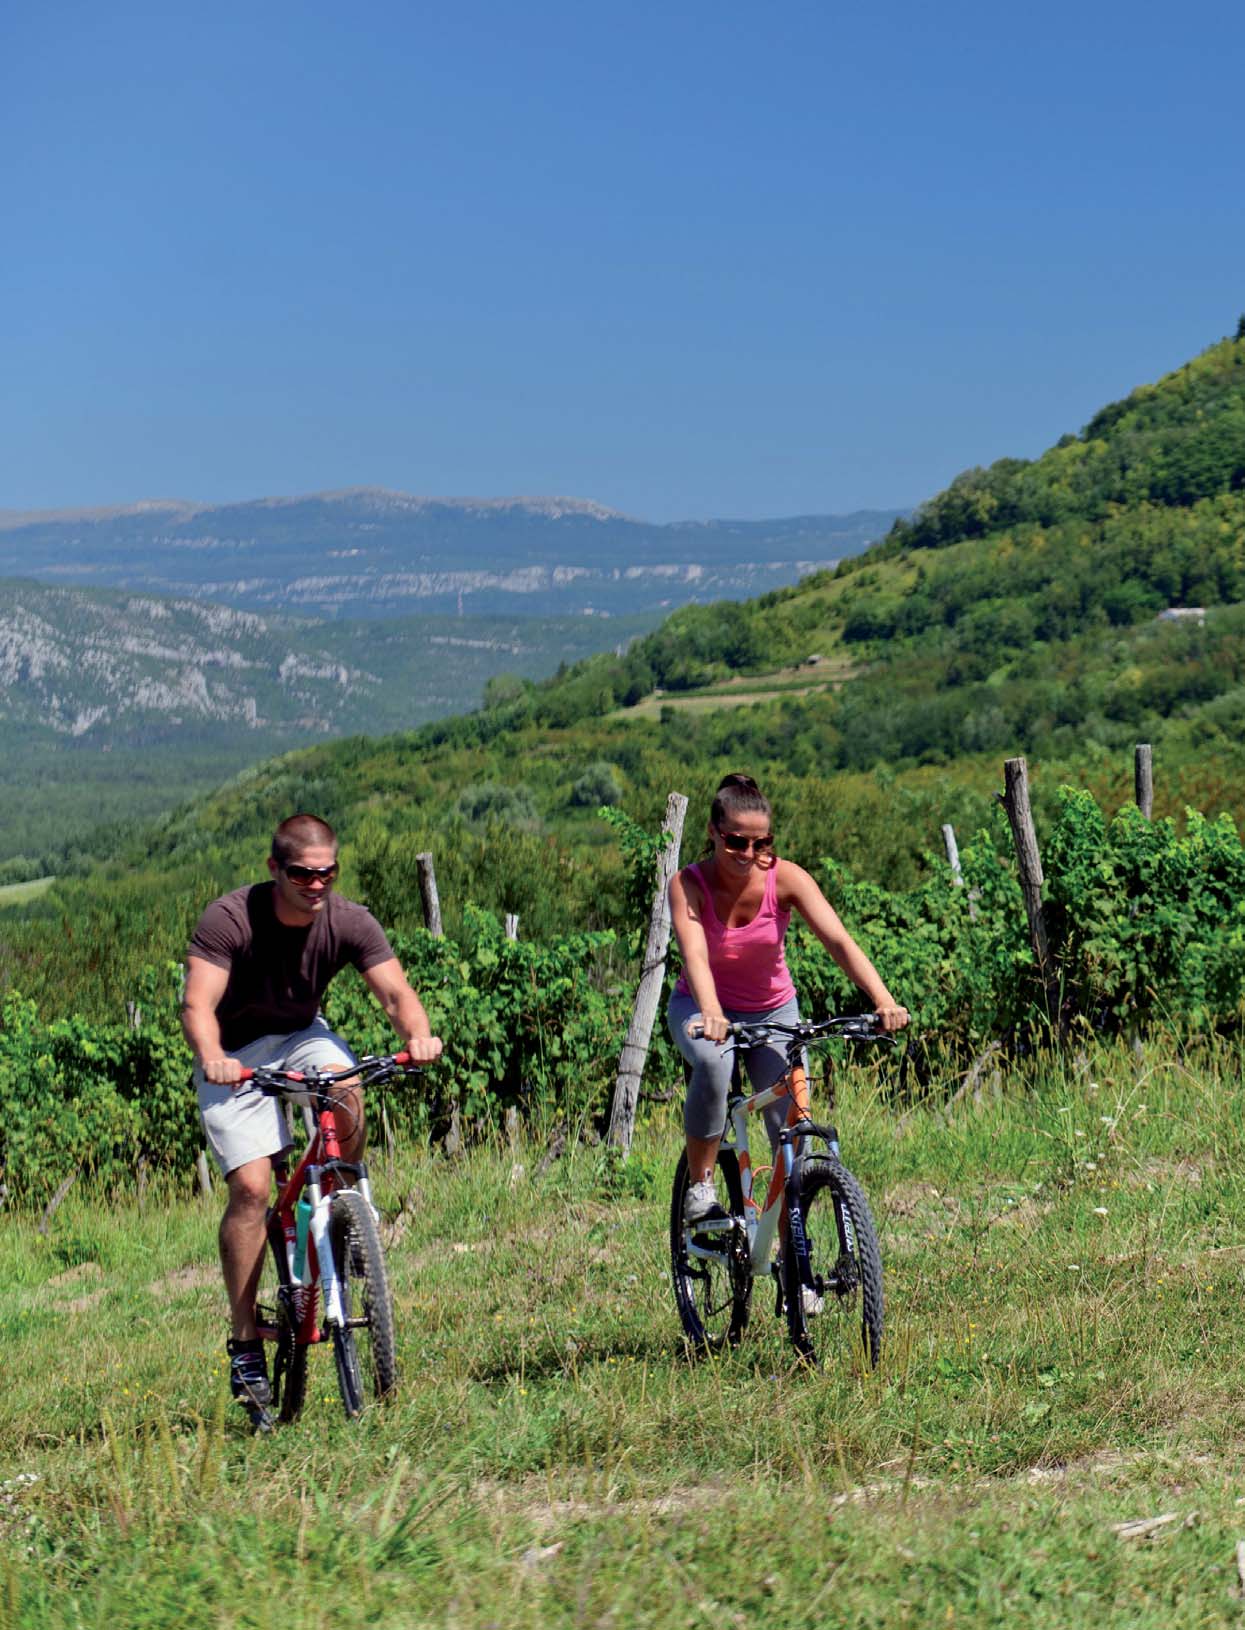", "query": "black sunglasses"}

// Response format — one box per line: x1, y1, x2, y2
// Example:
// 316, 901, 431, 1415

718, 830, 774, 854
282, 862, 339, 884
